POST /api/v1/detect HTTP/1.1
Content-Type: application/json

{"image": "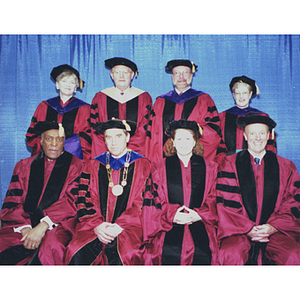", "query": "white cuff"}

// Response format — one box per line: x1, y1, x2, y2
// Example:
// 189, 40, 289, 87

40, 216, 58, 230
13, 224, 32, 233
